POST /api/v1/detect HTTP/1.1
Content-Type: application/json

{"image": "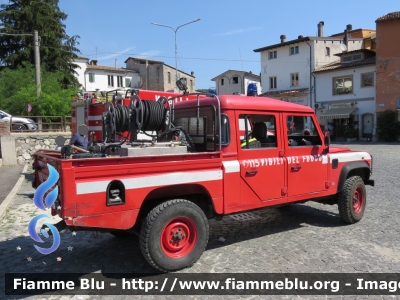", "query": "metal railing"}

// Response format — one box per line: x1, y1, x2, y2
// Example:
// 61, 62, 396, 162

10, 116, 71, 132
